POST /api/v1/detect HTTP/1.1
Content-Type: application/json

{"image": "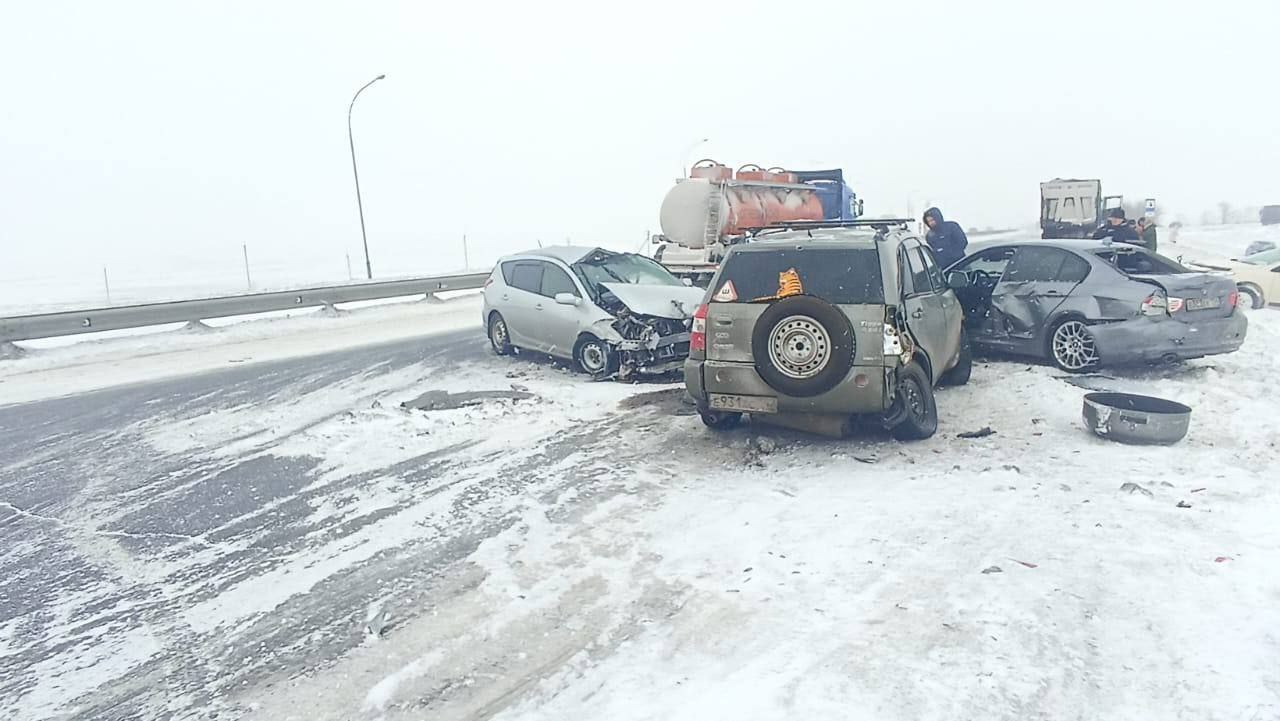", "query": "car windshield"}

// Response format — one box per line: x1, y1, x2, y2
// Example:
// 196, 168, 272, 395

1241, 248, 1280, 266
573, 250, 683, 295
